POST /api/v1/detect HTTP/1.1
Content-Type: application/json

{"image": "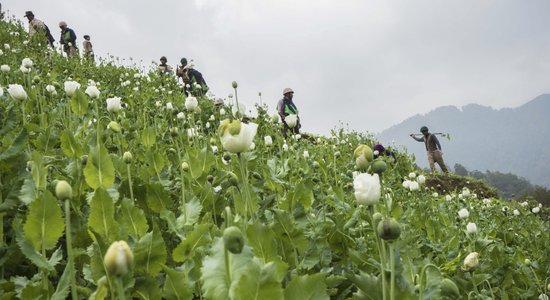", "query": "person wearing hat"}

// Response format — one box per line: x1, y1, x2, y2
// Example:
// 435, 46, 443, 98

410, 126, 448, 173
158, 56, 173, 75
176, 58, 208, 95
59, 21, 78, 58
82, 35, 94, 61
277, 88, 300, 137
24, 11, 55, 46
